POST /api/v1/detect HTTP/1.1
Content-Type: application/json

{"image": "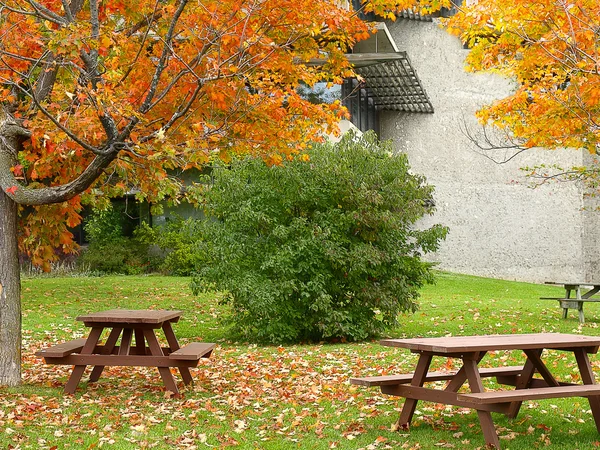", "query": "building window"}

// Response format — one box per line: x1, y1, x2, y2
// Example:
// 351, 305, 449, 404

341, 78, 380, 135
